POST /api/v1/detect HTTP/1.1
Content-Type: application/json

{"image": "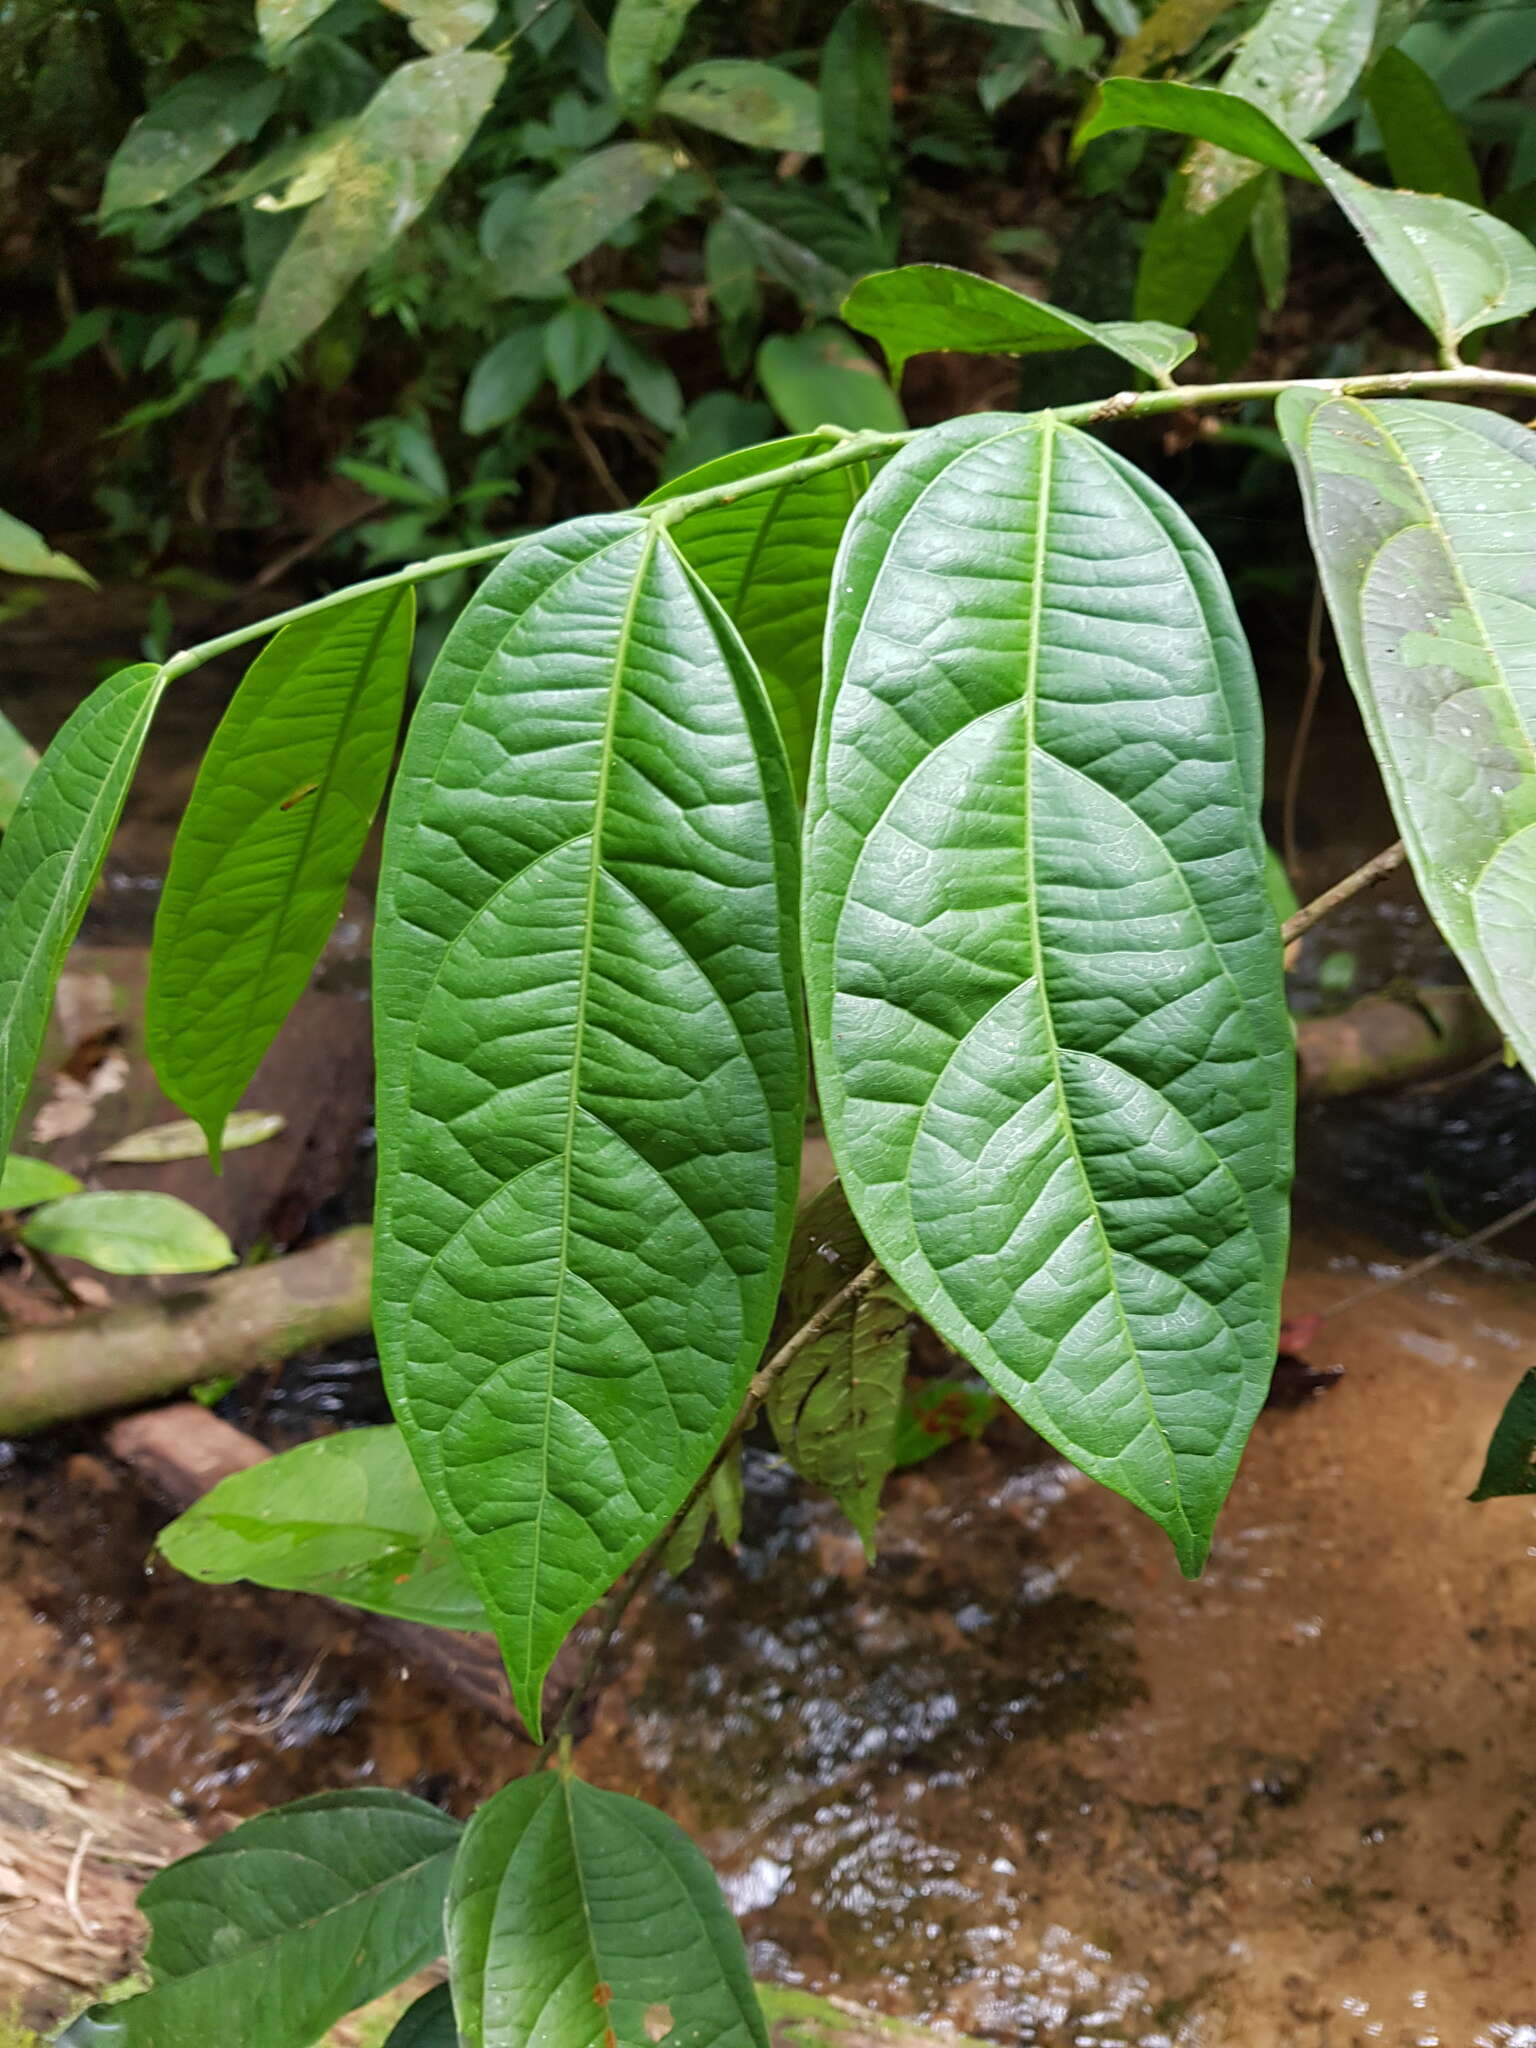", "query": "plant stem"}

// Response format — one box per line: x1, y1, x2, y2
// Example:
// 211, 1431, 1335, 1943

160, 365, 1536, 686
534, 1254, 885, 1764
1282, 840, 1406, 945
